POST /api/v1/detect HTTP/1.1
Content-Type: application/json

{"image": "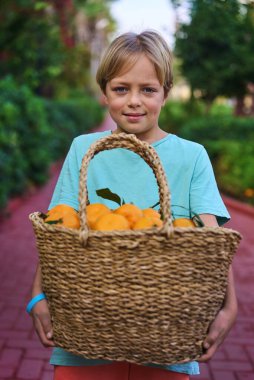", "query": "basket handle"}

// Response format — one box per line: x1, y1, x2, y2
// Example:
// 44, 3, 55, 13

78, 133, 172, 244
